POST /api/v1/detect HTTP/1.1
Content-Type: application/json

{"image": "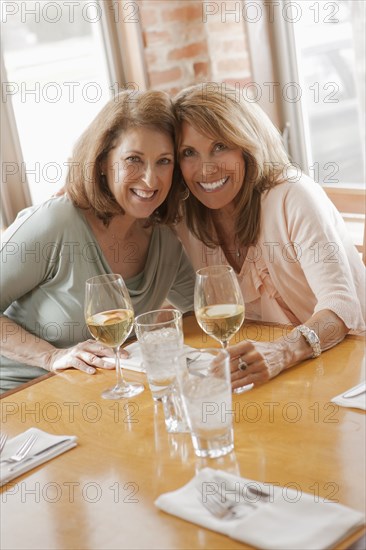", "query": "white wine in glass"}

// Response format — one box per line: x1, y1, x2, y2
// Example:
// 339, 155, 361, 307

195, 265, 245, 349
85, 273, 144, 399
